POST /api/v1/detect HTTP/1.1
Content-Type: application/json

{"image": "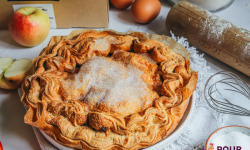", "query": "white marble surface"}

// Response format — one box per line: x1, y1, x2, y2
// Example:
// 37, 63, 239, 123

0, 0, 249, 150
